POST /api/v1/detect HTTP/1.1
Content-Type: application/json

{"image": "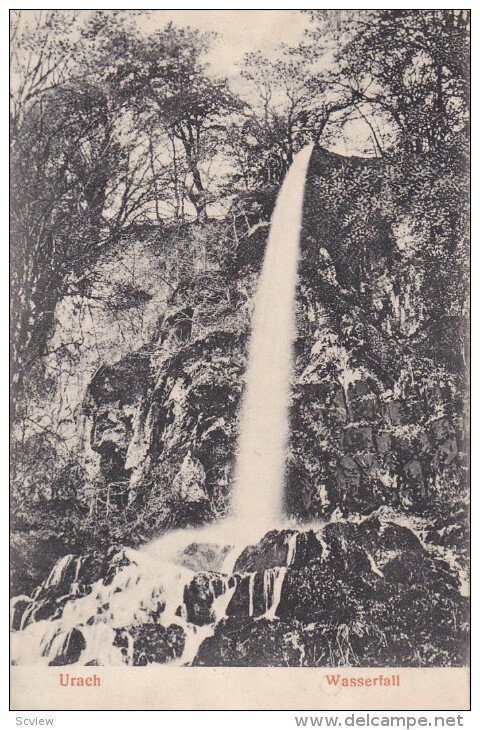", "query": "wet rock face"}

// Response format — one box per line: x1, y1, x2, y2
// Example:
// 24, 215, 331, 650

47, 629, 86, 666
13, 556, 85, 629
10, 597, 32, 631
196, 517, 468, 667
113, 624, 185, 666
234, 531, 292, 573
11, 549, 129, 631
183, 572, 226, 625
234, 530, 322, 573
